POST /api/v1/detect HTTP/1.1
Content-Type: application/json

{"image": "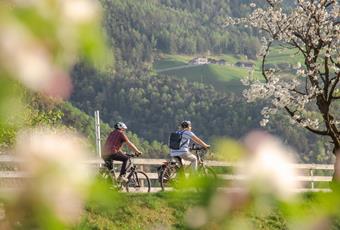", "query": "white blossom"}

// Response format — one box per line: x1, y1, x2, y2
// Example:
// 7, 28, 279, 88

61, 0, 100, 24
229, 0, 339, 130
260, 119, 269, 127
